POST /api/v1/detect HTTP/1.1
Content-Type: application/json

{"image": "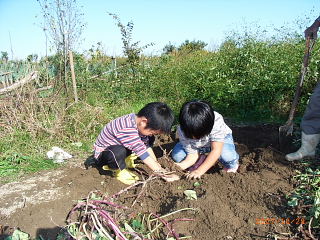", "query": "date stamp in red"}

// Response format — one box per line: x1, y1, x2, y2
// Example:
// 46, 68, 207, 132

255, 217, 306, 225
